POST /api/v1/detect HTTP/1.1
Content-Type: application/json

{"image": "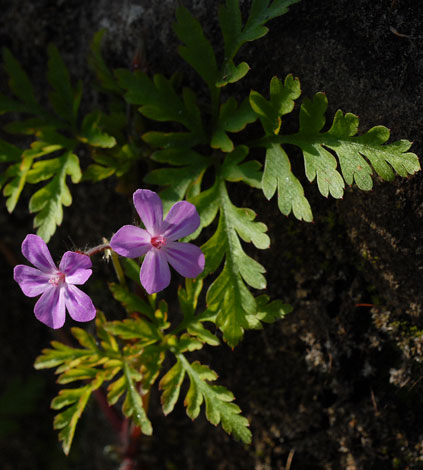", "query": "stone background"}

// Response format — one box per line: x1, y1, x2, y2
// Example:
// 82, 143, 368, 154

1, 1, 423, 469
